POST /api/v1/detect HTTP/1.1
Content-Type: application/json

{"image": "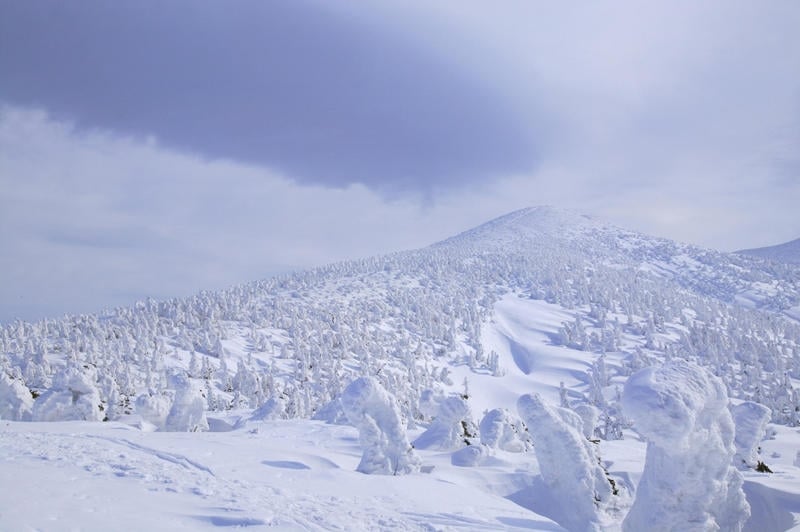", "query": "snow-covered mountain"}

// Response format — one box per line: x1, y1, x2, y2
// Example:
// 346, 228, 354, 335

2, 206, 800, 530
738, 236, 800, 265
